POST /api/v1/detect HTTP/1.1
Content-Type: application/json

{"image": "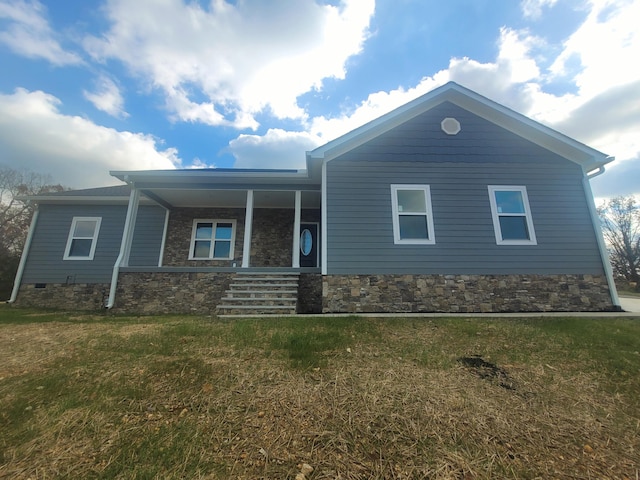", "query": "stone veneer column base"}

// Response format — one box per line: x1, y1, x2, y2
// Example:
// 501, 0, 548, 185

322, 274, 615, 313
